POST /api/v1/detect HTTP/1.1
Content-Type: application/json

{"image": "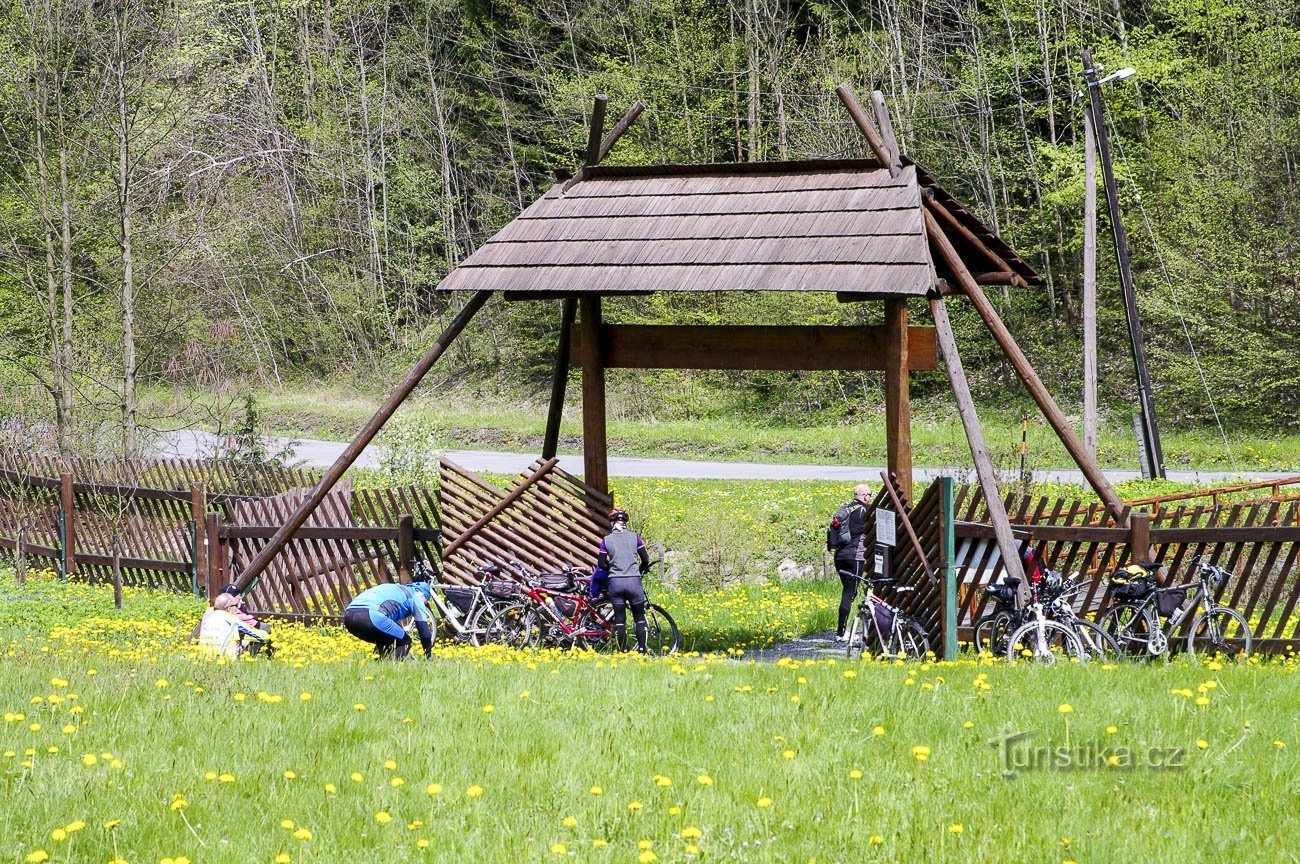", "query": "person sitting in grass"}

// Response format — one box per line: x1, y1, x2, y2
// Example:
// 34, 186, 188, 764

343, 576, 435, 660
197, 593, 272, 659
596, 508, 651, 653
